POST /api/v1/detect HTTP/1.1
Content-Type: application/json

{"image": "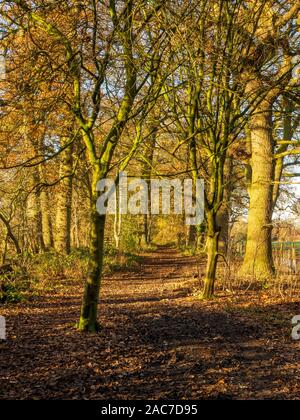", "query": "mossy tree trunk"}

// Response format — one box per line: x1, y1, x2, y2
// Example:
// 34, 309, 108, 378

202, 211, 219, 299
78, 167, 105, 332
